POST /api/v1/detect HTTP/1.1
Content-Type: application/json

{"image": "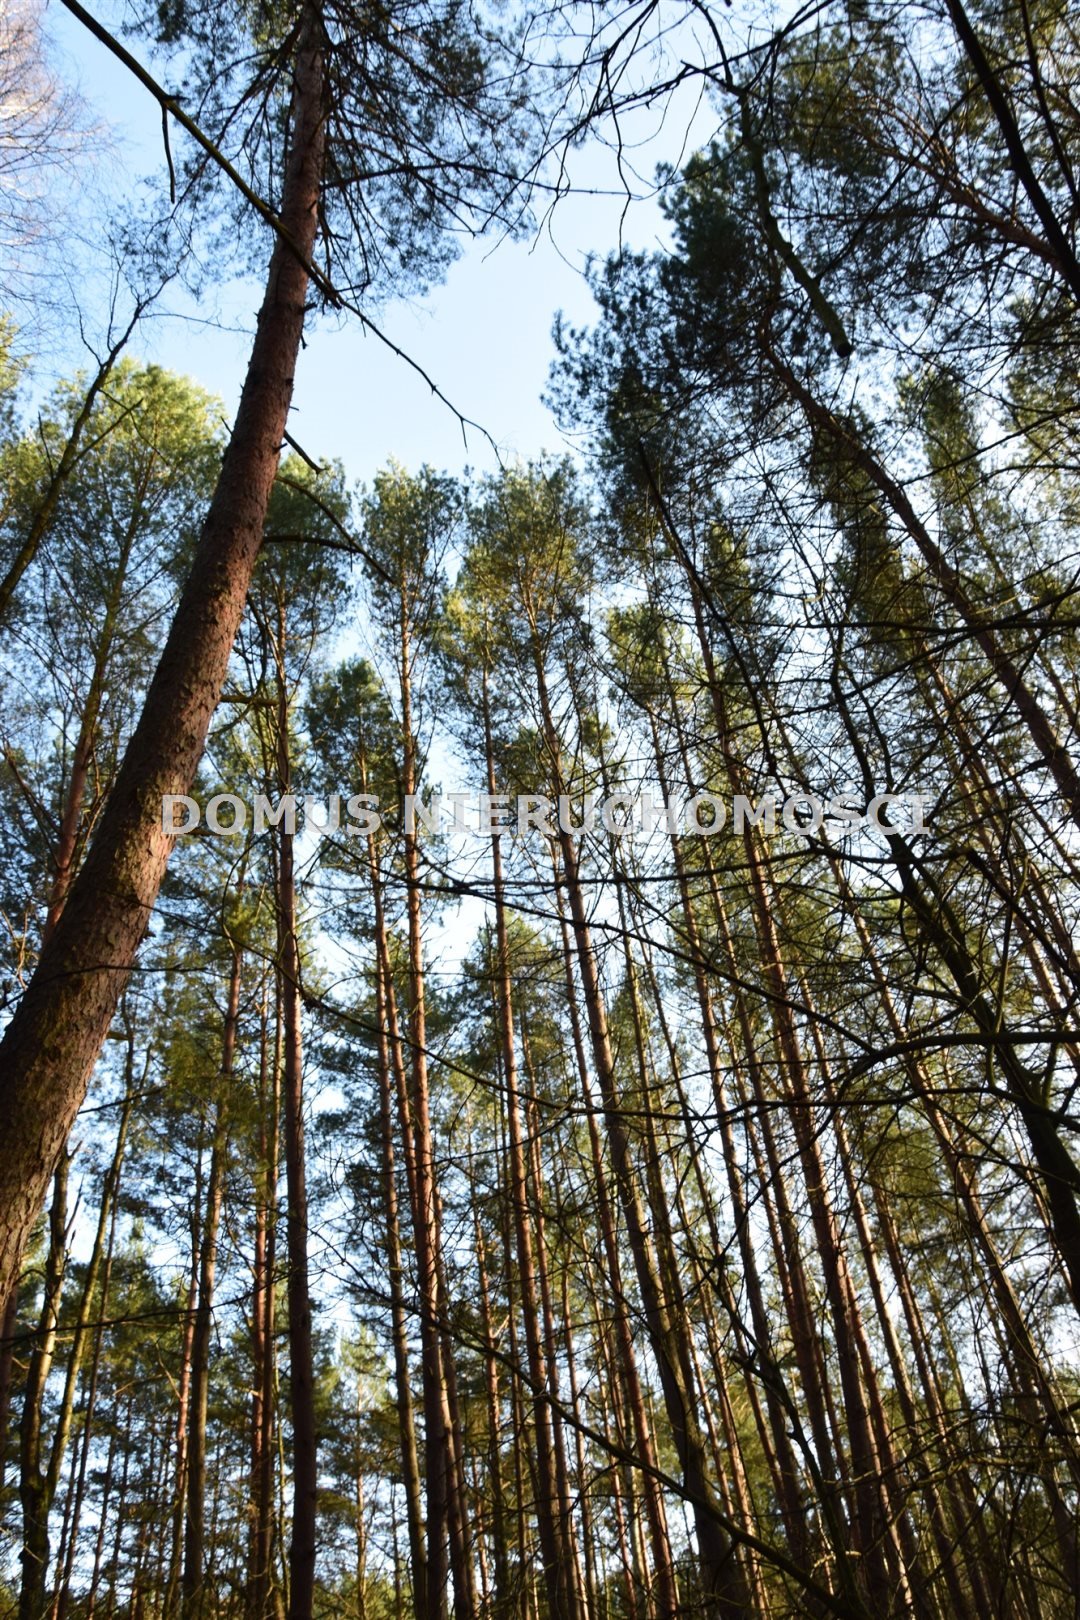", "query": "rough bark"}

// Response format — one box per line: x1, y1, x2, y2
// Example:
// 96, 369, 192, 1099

0, 16, 326, 1314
